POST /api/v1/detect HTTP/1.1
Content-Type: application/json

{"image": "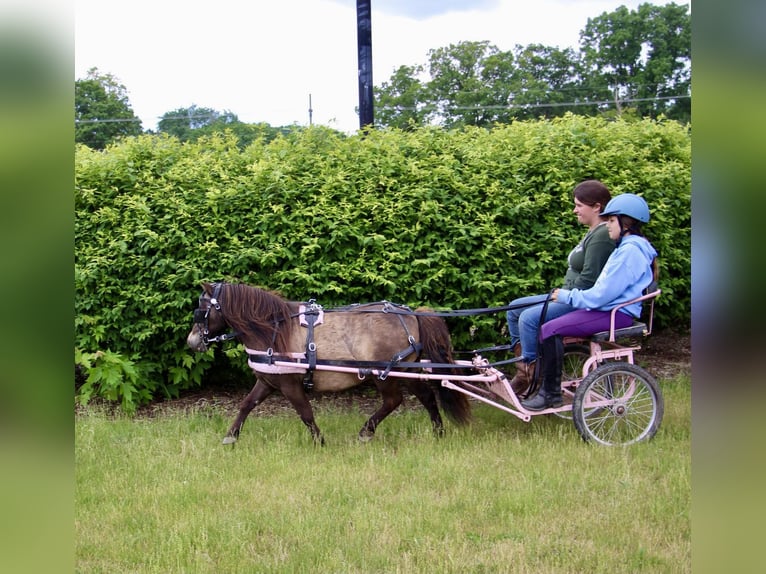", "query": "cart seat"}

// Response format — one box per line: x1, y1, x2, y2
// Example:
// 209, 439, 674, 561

590, 320, 651, 341
588, 282, 660, 343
